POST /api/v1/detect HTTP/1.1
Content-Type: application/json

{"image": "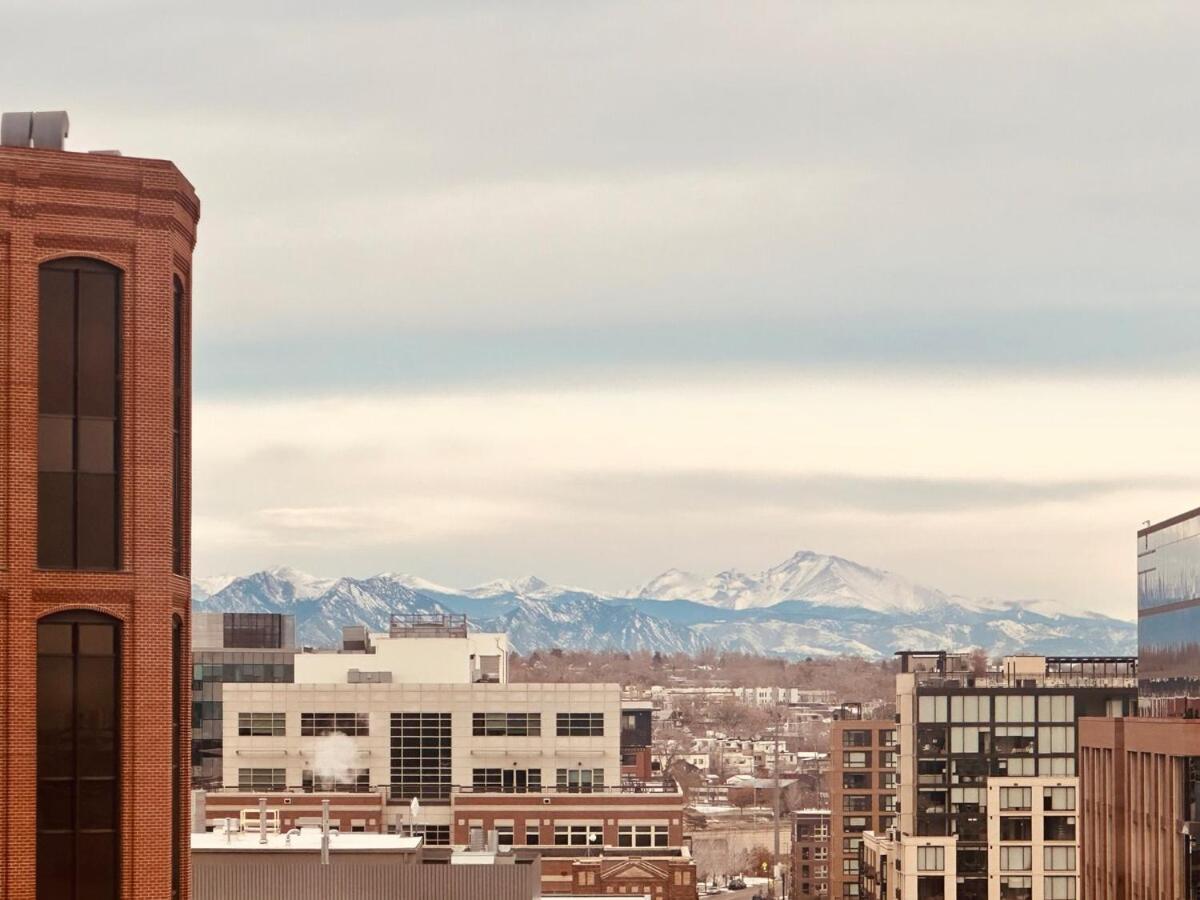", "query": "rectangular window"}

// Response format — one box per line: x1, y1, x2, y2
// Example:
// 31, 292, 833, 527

1044, 815, 1076, 841
843, 816, 868, 833
950, 695, 989, 723
1037, 695, 1074, 722
916, 846, 944, 871
880, 771, 898, 789
1044, 846, 1076, 871
1000, 817, 1032, 841
237, 768, 285, 791
222, 613, 283, 649
999, 846, 1032, 871
471, 768, 542, 793
843, 772, 871, 789
843, 730, 871, 747
553, 824, 603, 846
1043, 786, 1076, 811
556, 712, 604, 736
880, 750, 896, 768
994, 695, 1035, 723
881, 729, 898, 746
301, 768, 370, 792
472, 712, 541, 737
617, 824, 669, 847
843, 794, 872, 813
495, 825, 514, 846
1036, 726, 1075, 754
391, 713, 451, 800
1043, 876, 1076, 899
301, 712, 369, 736
412, 824, 450, 846
237, 712, 285, 736
1000, 876, 1033, 900
171, 277, 185, 574
556, 768, 605, 793
843, 751, 870, 769
525, 825, 540, 845
918, 695, 948, 723
1037, 757, 1075, 777
38, 261, 122, 570
999, 787, 1032, 811
843, 858, 860, 875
